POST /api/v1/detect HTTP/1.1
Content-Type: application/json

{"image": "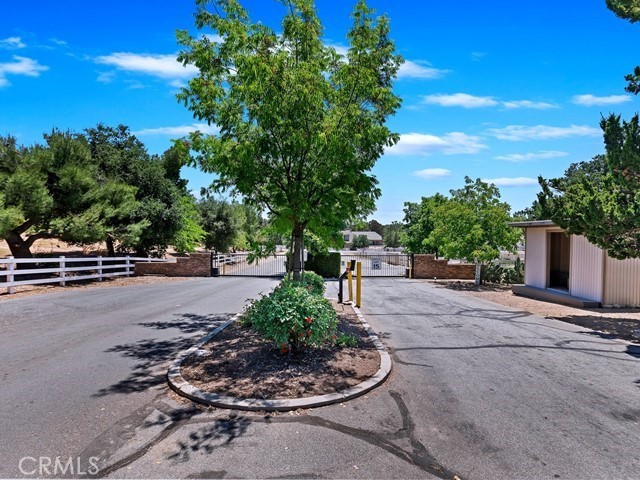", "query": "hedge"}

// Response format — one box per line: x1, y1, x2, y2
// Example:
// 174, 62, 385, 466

305, 251, 341, 278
